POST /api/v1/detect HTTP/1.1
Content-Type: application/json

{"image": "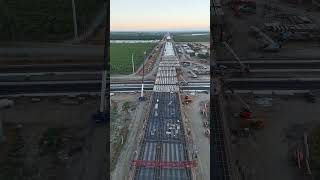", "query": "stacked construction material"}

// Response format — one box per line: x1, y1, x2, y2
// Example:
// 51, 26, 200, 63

153, 41, 181, 92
